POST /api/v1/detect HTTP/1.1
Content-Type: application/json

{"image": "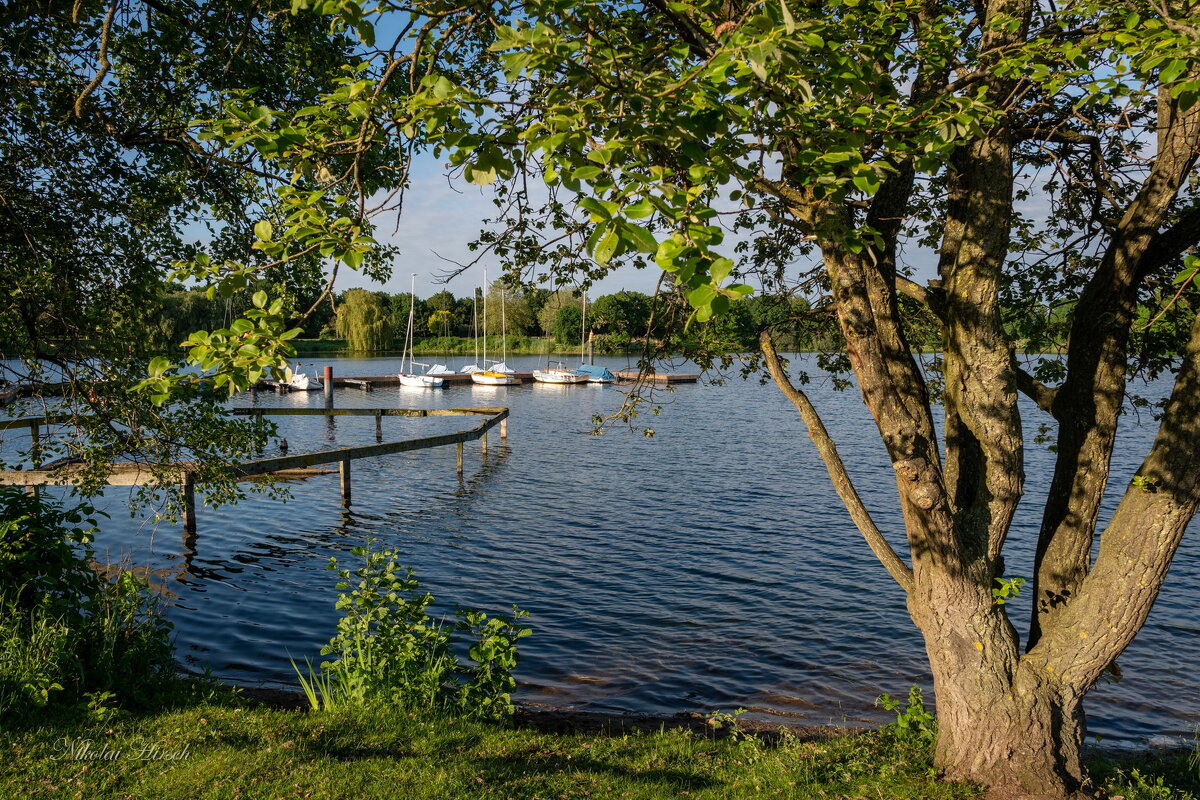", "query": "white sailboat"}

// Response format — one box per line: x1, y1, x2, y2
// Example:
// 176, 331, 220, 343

398, 273, 444, 388
533, 288, 588, 384
471, 268, 521, 386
